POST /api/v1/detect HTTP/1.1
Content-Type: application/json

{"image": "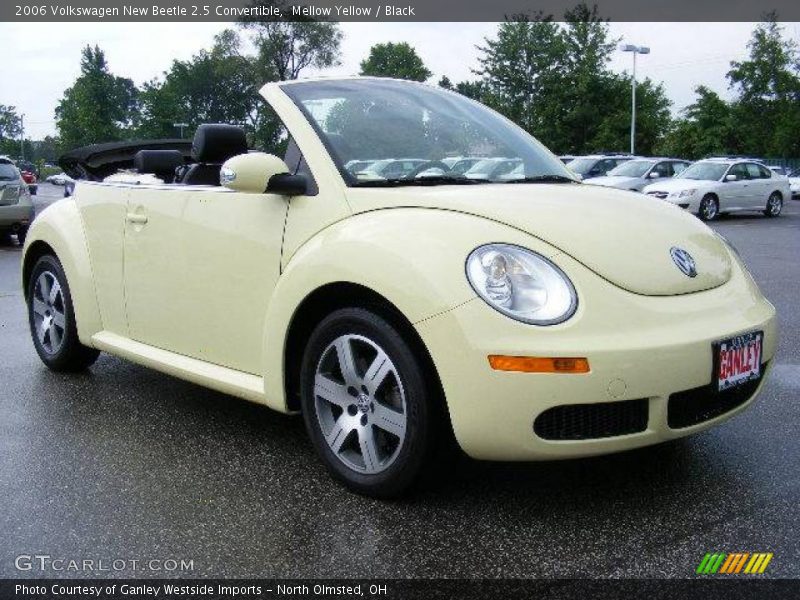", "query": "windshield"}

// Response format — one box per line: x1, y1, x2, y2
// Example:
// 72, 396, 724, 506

0, 163, 20, 181
281, 79, 574, 186
608, 160, 654, 178
677, 161, 728, 181
565, 158, 598, 175
790, 168, 800, 178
